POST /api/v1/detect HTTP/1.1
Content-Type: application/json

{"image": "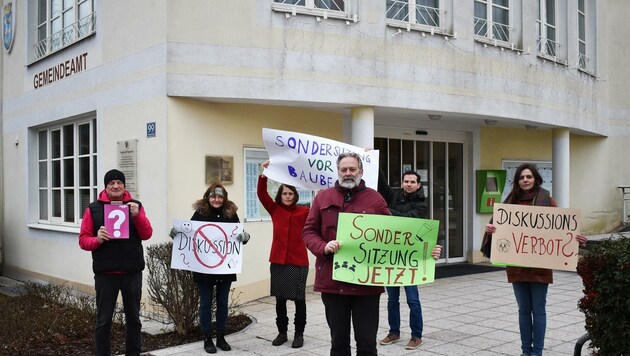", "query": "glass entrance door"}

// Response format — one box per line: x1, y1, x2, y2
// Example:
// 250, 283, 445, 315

374, 137, 465, 262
